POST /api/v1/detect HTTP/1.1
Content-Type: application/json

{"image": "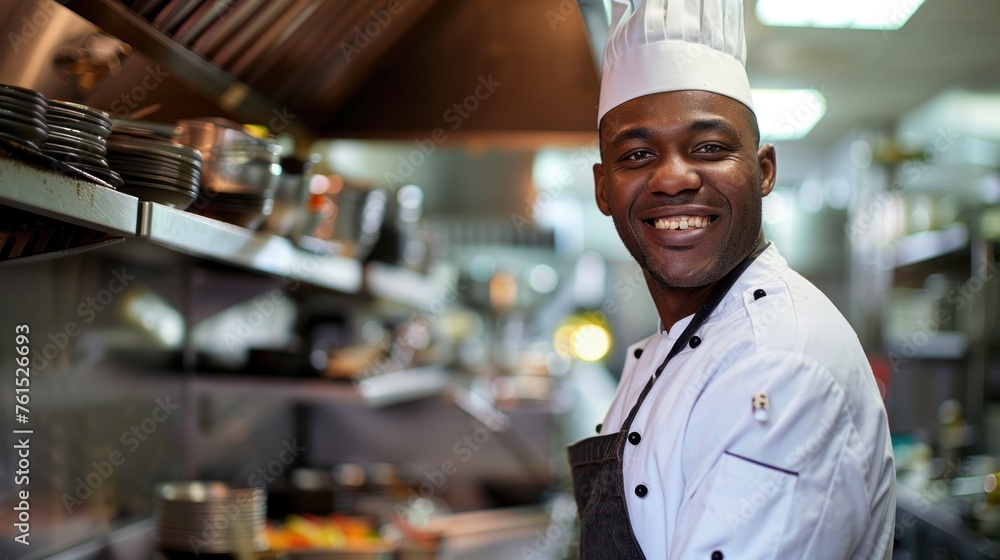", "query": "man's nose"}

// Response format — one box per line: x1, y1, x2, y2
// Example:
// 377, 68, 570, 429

647, 153, 700, 196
